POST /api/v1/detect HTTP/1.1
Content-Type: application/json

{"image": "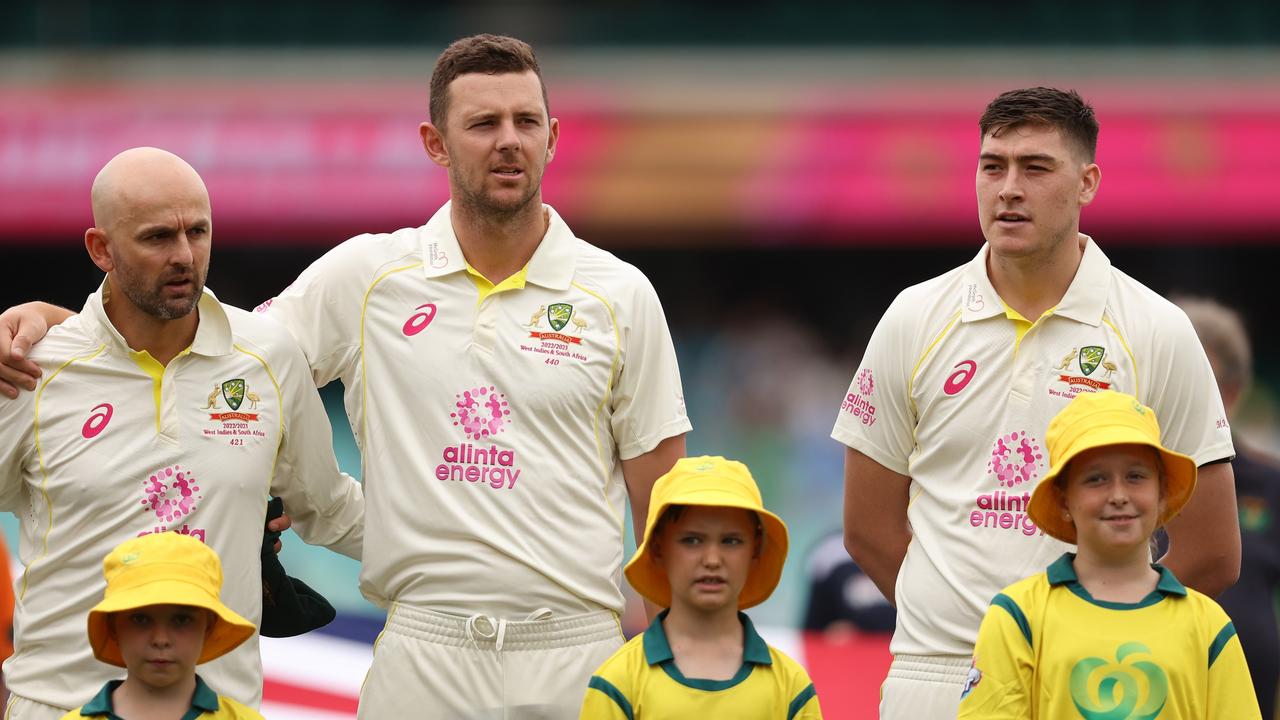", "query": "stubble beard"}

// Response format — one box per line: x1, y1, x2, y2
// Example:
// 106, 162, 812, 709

451, 165, 543, 226
115, 259, 207, 321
